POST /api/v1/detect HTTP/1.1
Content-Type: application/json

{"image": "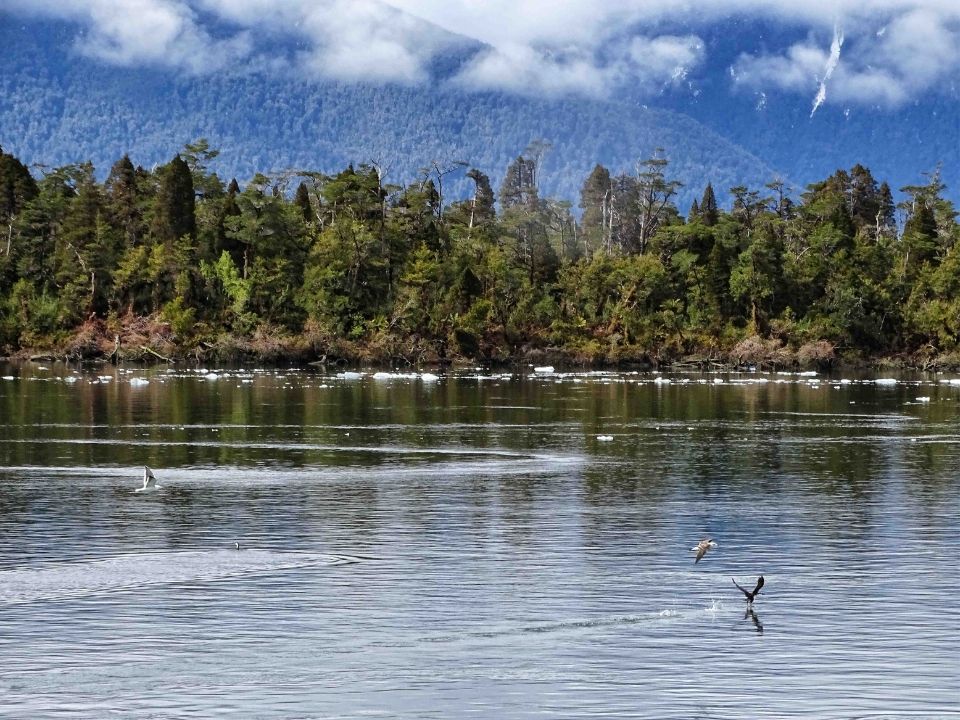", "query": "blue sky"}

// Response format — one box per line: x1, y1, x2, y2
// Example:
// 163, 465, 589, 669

6, 0, 959, 114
